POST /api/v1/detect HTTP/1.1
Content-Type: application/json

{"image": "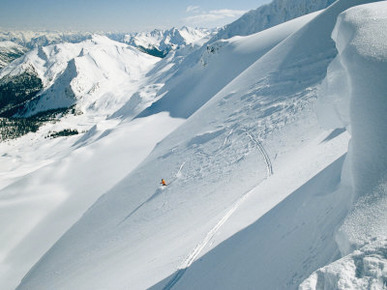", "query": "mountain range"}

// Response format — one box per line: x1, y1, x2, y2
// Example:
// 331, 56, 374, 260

0, 0, 386, 289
